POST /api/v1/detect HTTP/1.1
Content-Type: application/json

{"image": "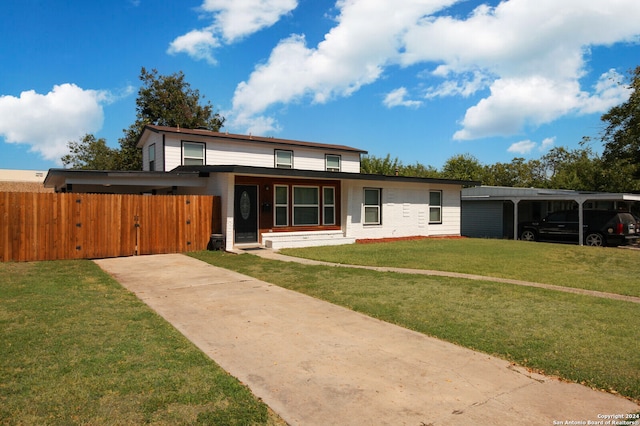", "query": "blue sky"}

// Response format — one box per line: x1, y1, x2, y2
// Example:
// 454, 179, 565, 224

1, 0, 640, 172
